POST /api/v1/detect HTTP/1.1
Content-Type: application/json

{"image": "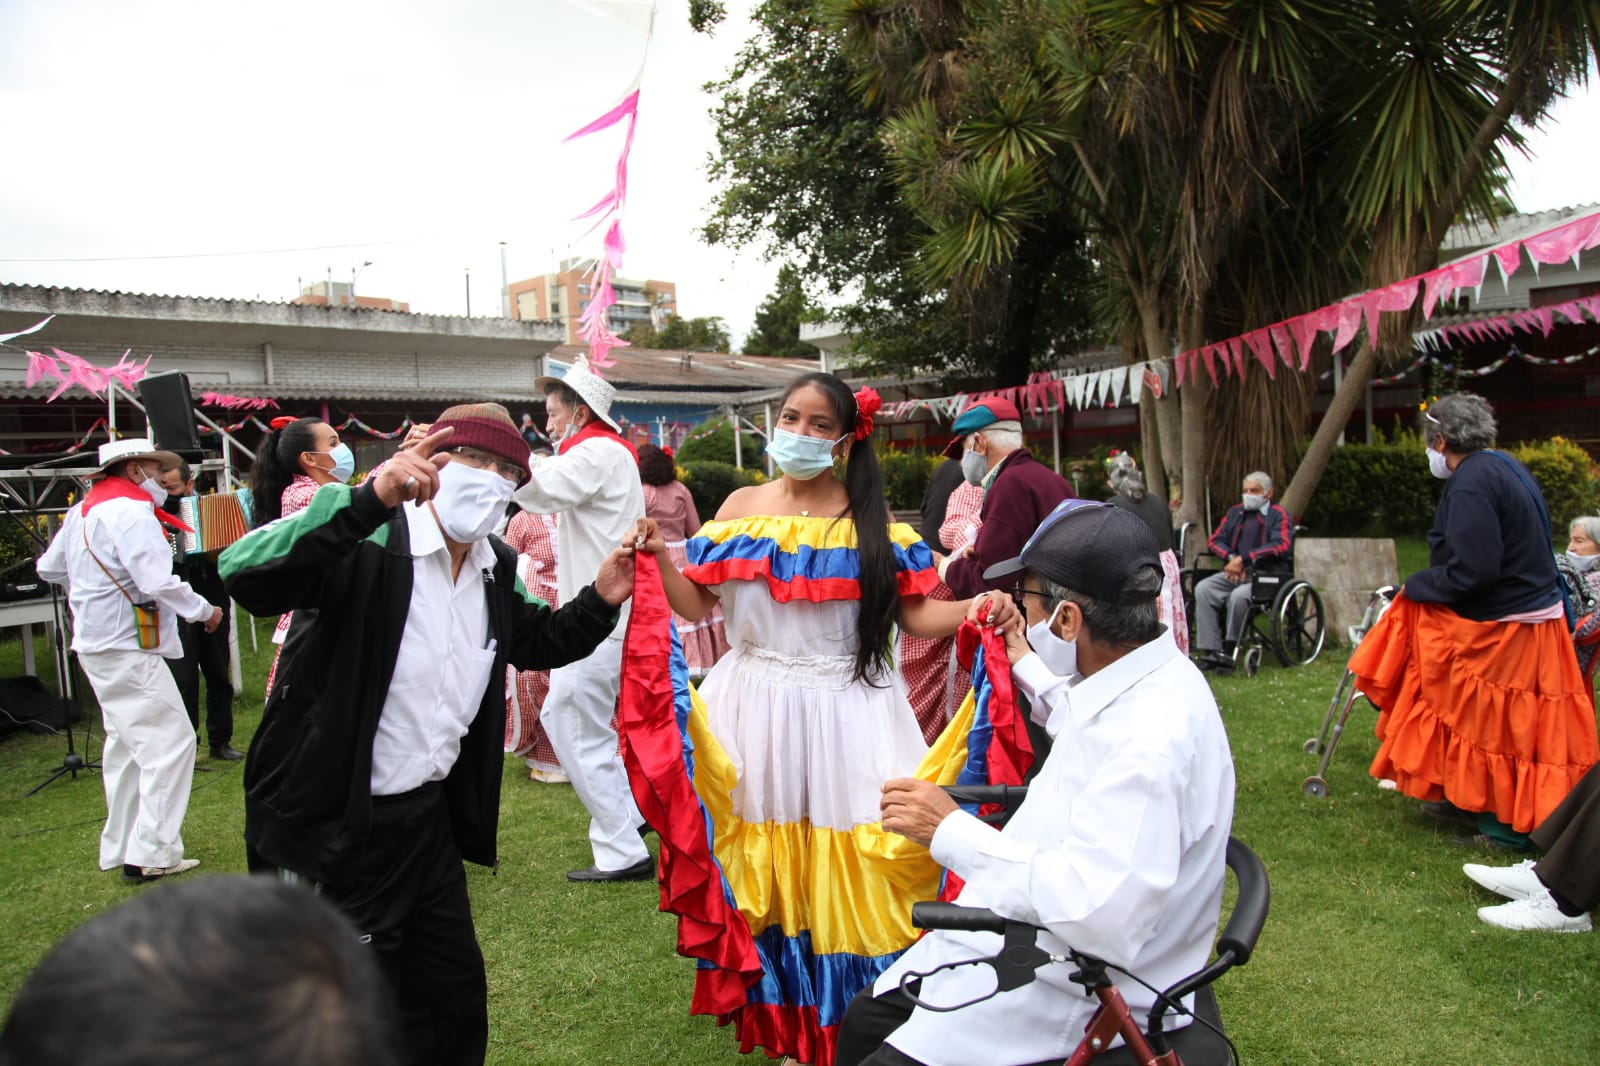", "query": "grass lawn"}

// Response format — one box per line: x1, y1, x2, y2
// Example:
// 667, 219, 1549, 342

2, 537, 1599, 1065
